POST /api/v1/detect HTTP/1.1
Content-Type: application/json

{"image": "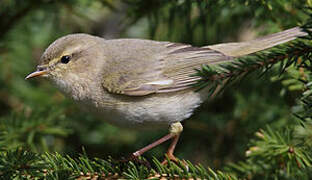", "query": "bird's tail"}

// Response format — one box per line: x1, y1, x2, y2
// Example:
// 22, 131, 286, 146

204, 27, 307, 57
